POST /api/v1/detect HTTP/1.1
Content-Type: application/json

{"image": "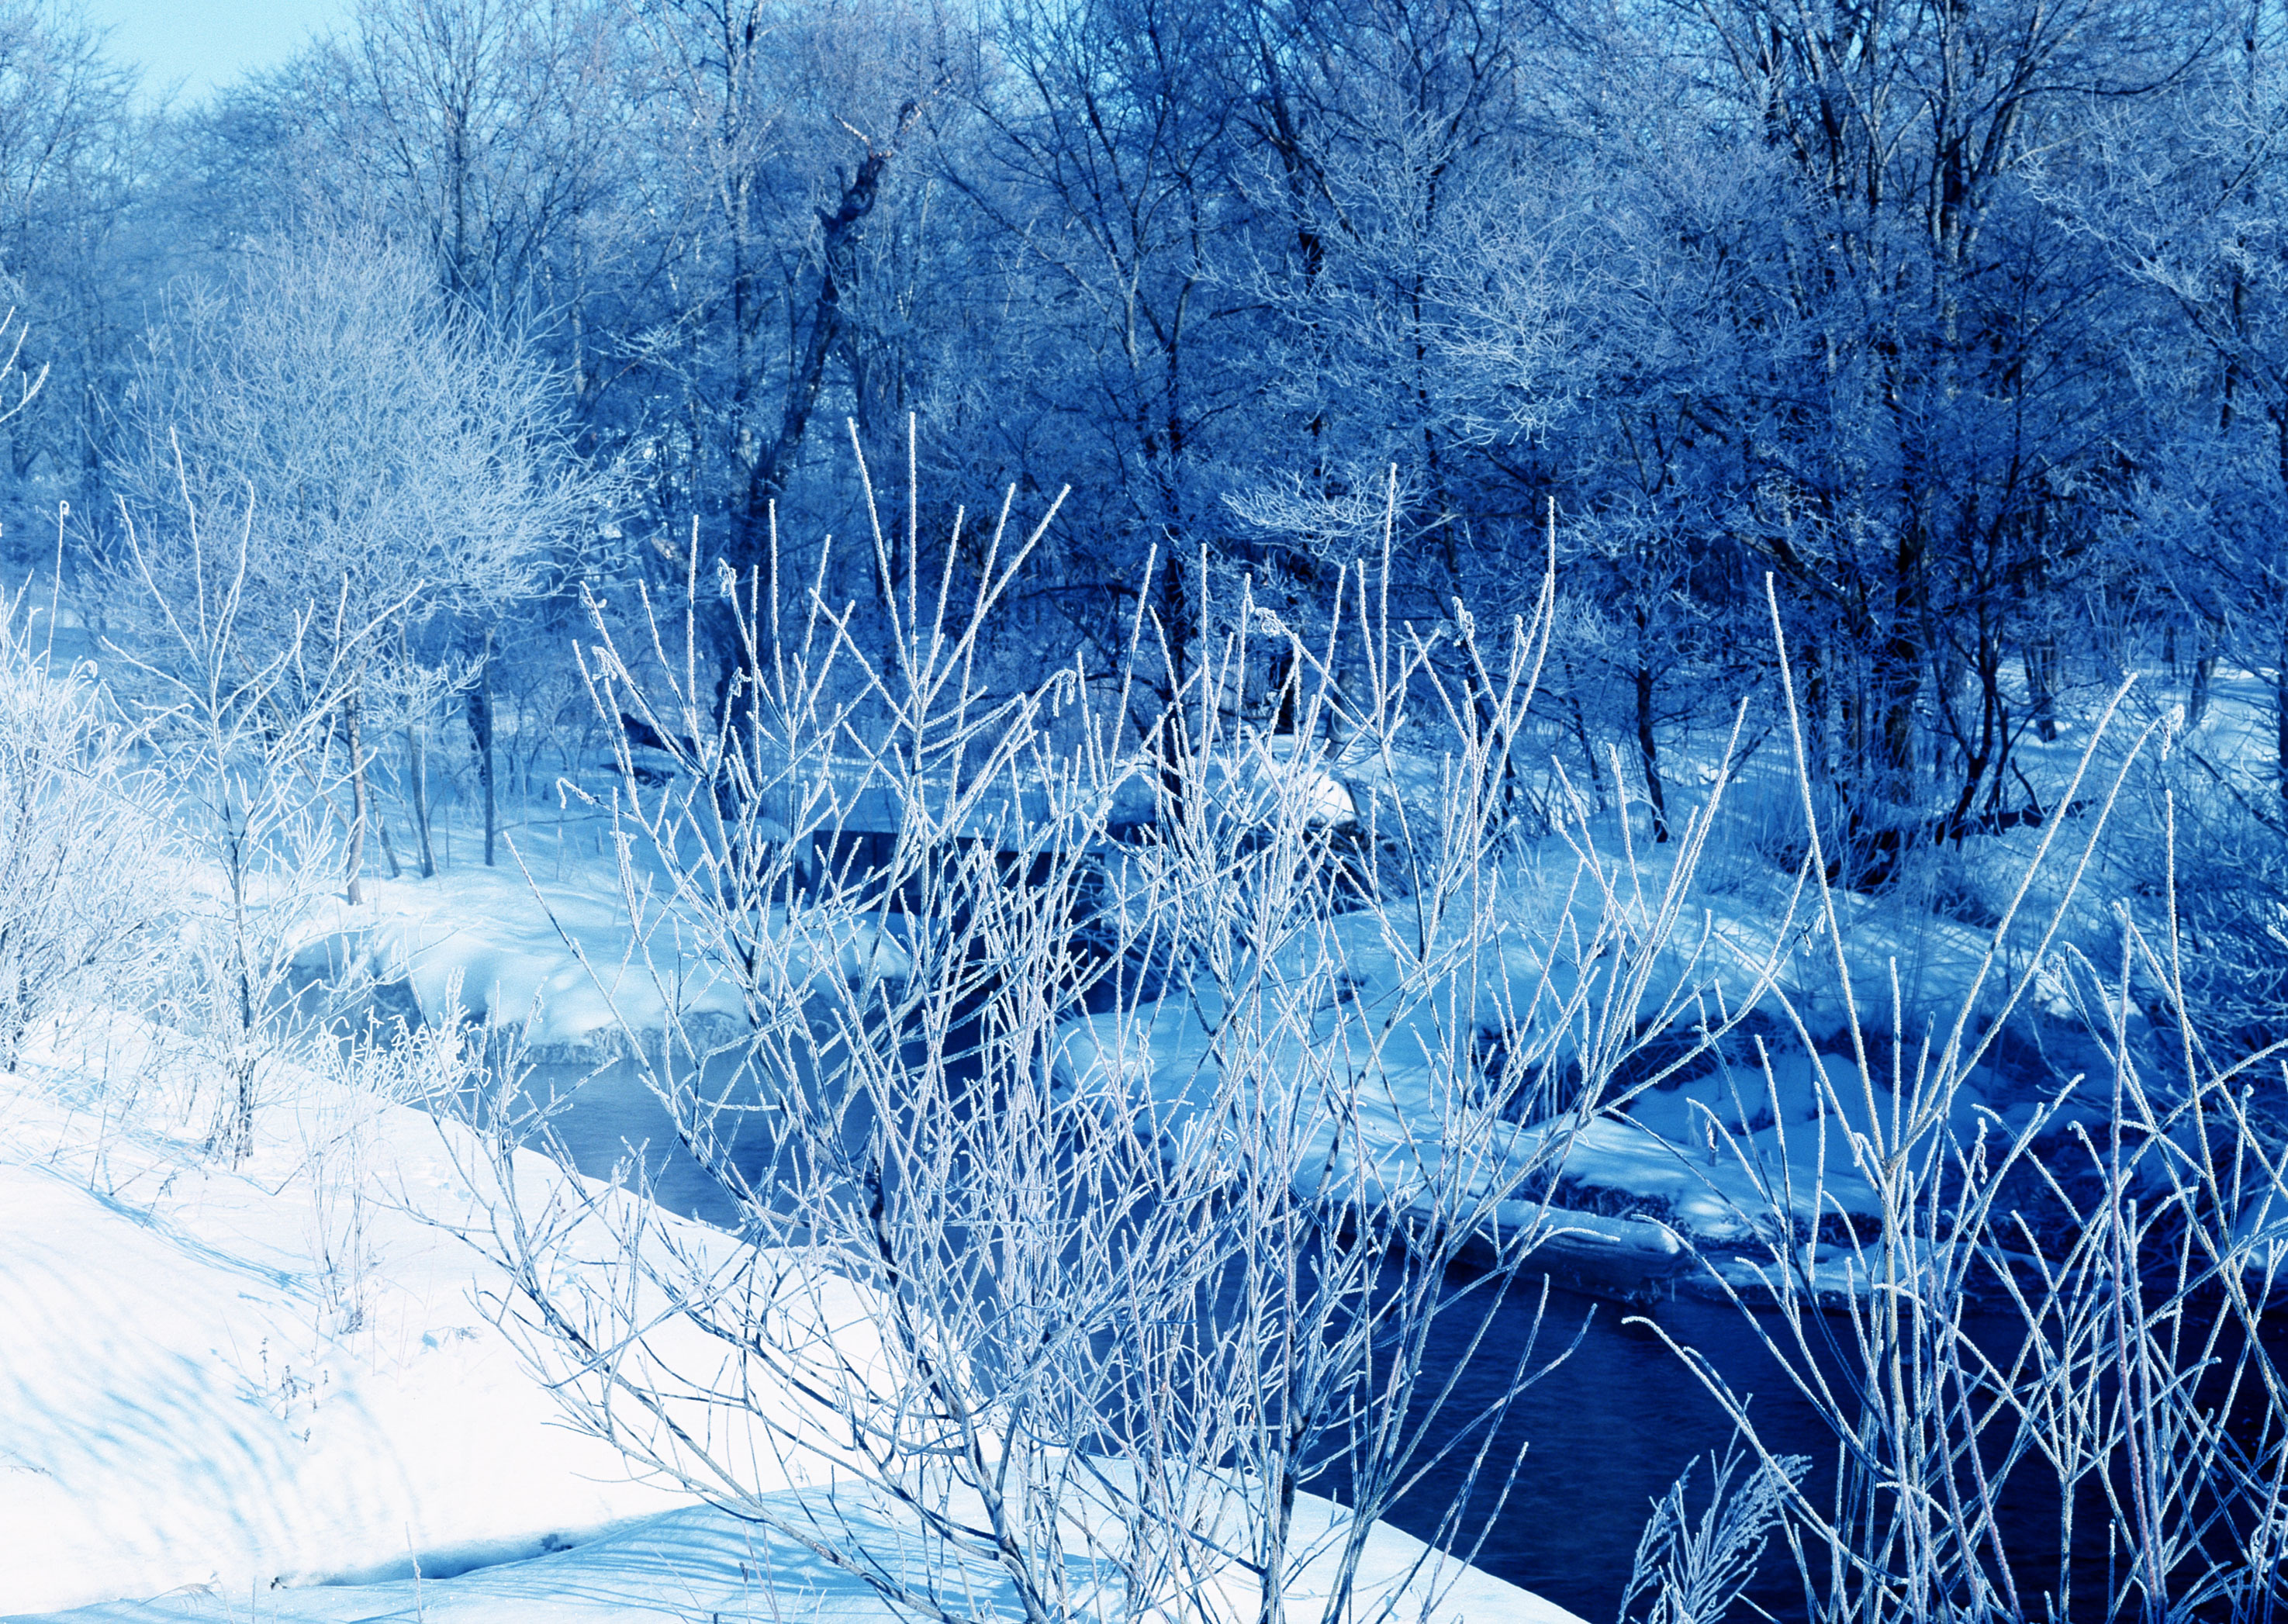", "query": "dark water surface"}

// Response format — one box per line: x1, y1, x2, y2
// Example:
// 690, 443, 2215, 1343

1376, 1282, 1818, 1619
